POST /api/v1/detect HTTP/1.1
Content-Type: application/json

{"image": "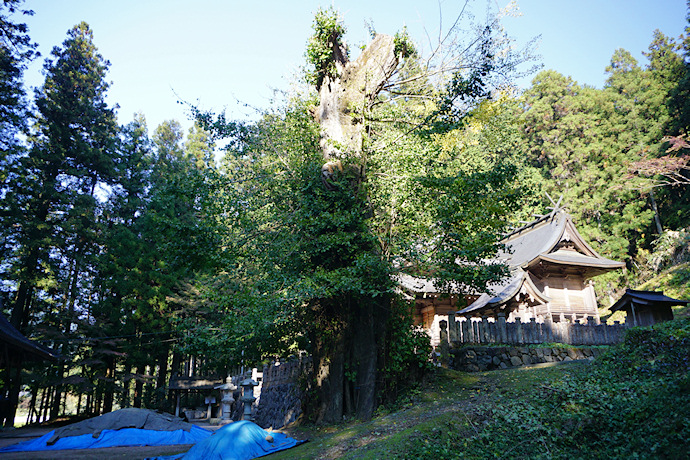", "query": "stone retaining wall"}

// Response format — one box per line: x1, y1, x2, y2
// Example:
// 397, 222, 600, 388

254, 357, 311, 429
450, 345, 607, 372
